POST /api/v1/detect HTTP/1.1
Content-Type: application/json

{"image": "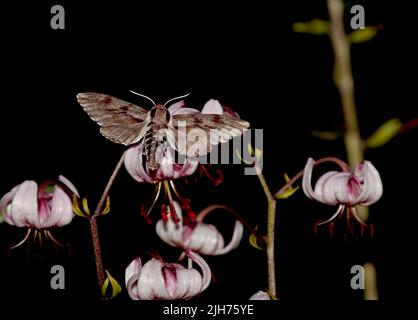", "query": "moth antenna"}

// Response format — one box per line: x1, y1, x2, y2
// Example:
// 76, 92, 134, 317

163, 93, 191, 107
129, 90, 156, 106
